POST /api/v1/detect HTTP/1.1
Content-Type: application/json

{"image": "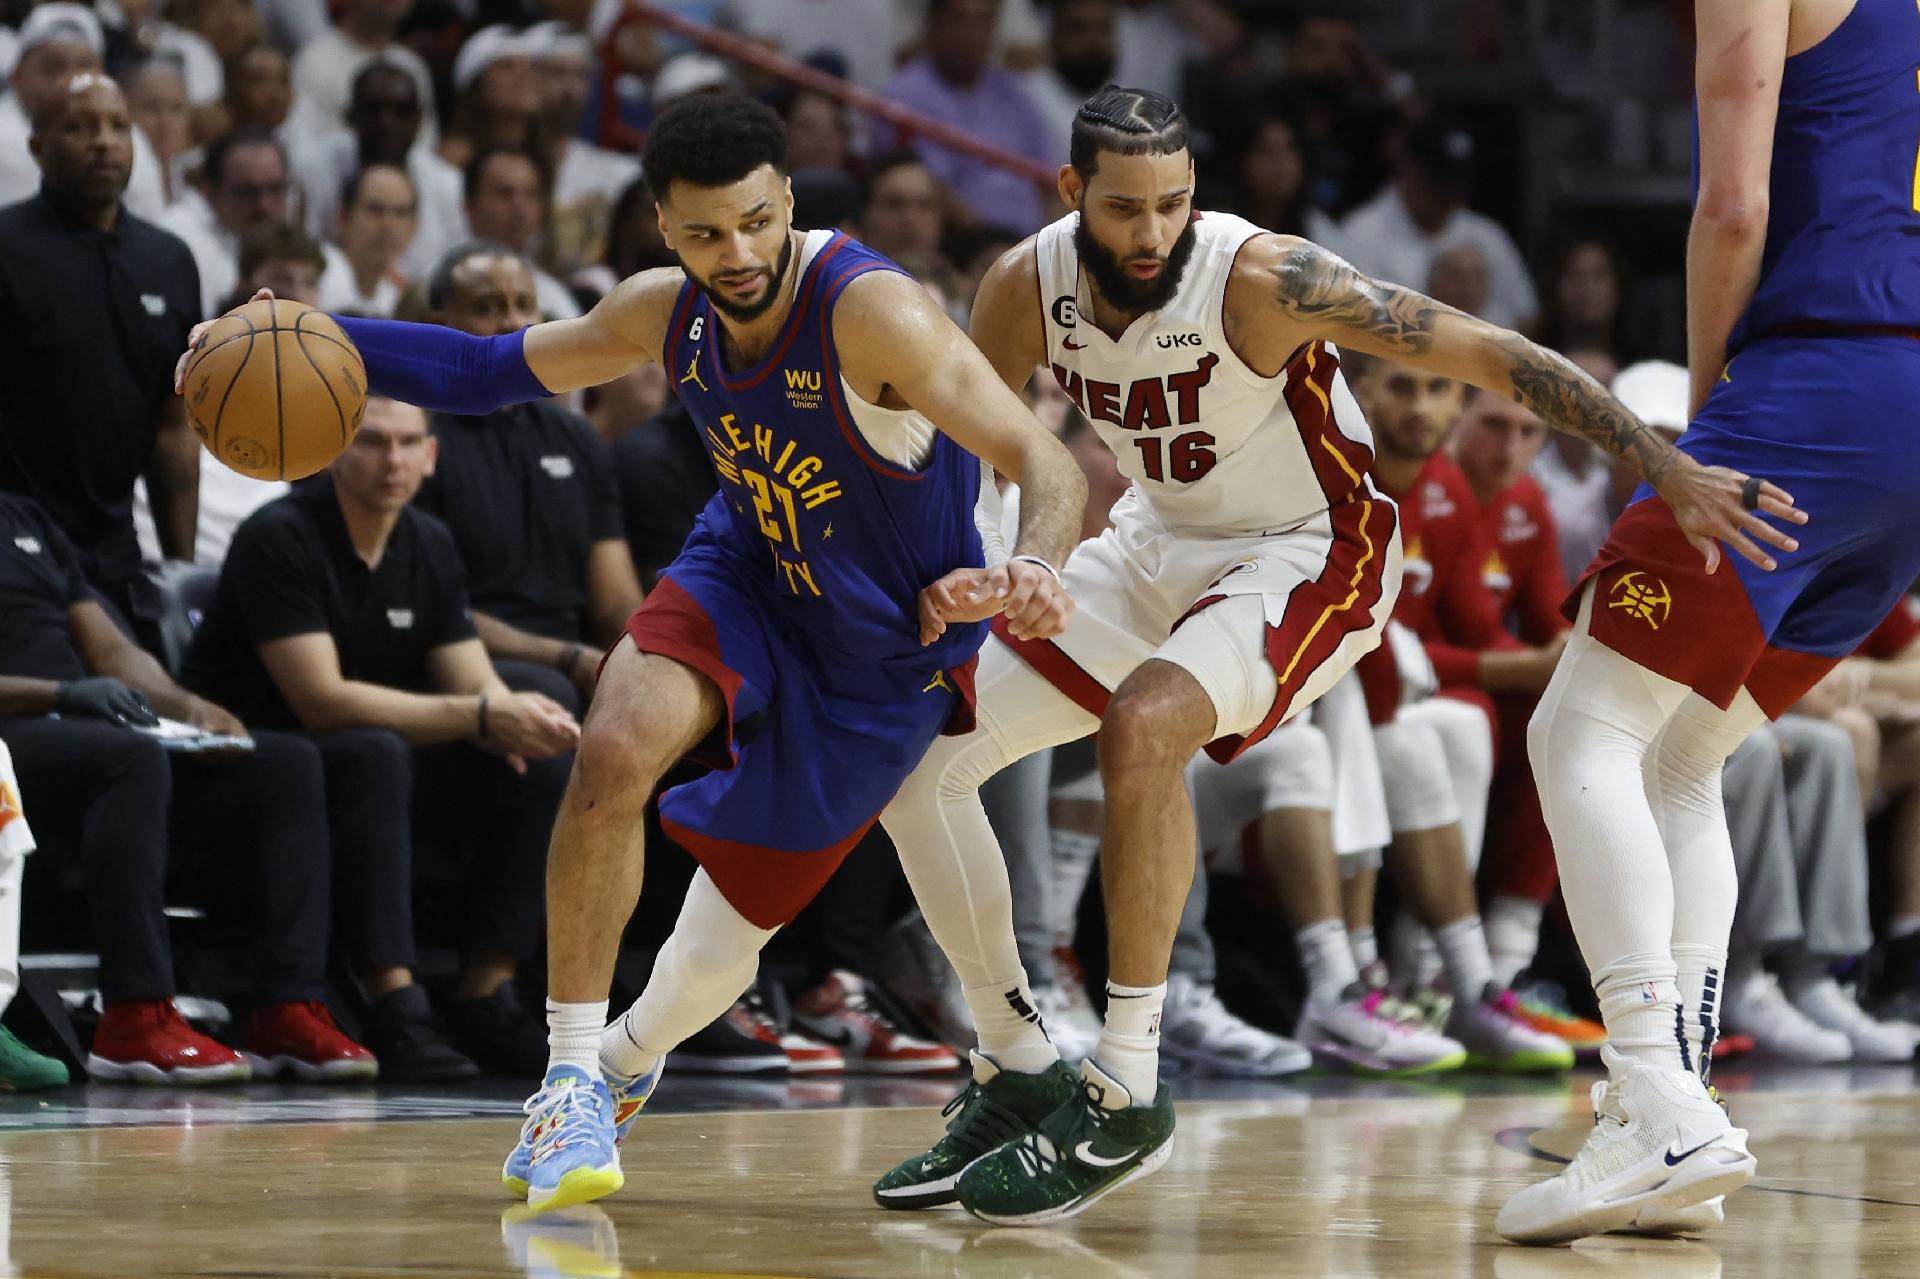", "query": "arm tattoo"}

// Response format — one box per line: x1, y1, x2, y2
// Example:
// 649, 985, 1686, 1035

1492, 332, 1676, 482
1272, 244, 1441, 354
